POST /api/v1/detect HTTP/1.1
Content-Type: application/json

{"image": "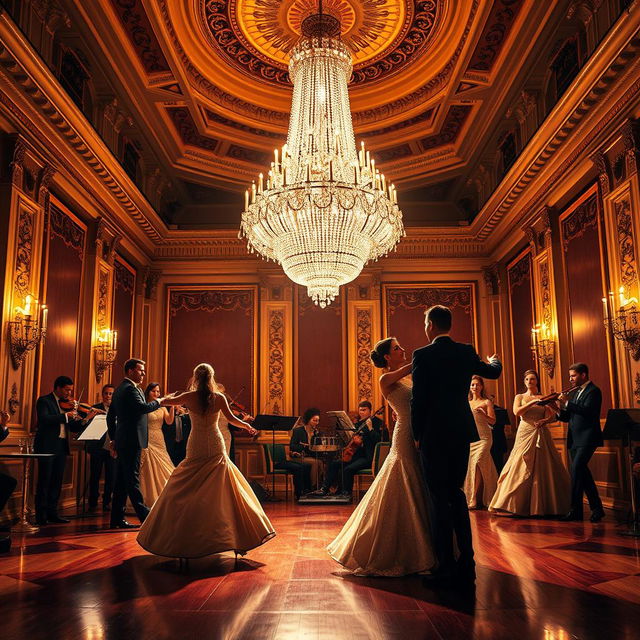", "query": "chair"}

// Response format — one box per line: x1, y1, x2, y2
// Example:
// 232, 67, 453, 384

353, 442, 391, 501
262, 443, 294, 501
